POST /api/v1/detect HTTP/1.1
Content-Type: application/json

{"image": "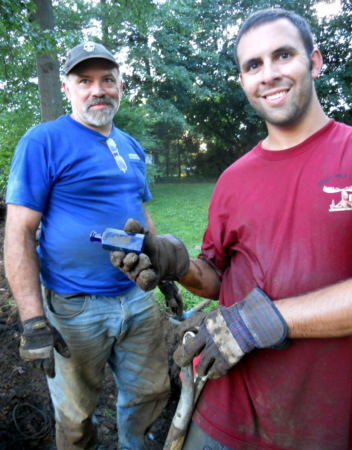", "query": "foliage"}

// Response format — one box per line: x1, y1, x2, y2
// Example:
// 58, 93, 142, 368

145, 163, 160, 188
313, 2, 352, 124
114, 97, 156, 149
156, 174, 218, 184
0, 87, 40, 198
